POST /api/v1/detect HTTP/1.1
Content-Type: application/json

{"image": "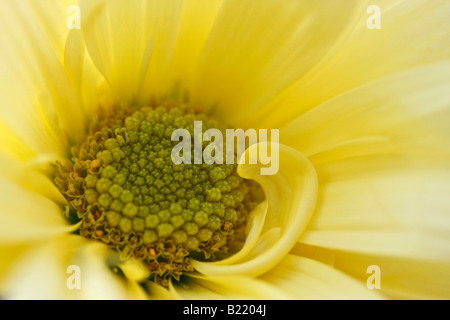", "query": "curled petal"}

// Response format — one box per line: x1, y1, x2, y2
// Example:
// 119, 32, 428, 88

281, 61, 450, 261
192, 143, 318, 277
